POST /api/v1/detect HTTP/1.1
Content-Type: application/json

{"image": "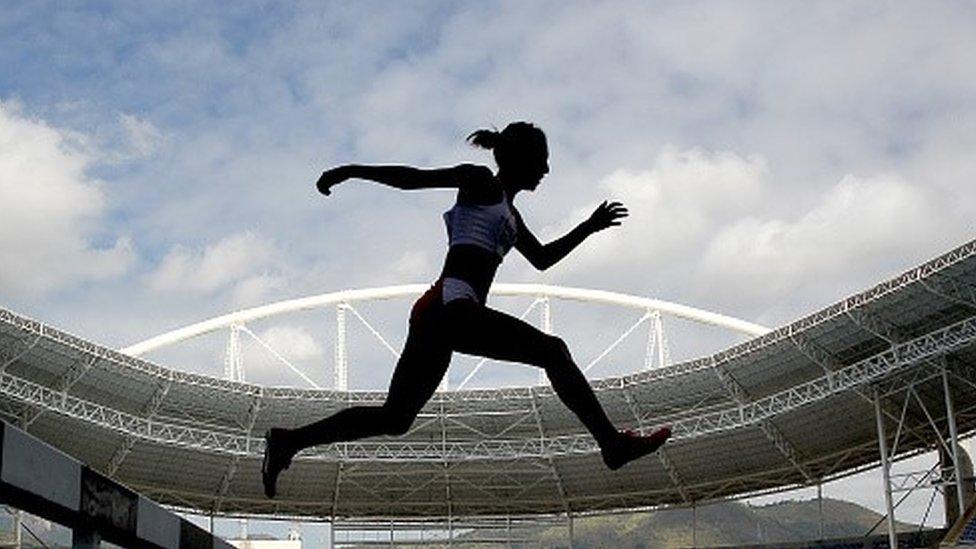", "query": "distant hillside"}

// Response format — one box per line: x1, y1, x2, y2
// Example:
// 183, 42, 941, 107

440, 498, 931, 548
